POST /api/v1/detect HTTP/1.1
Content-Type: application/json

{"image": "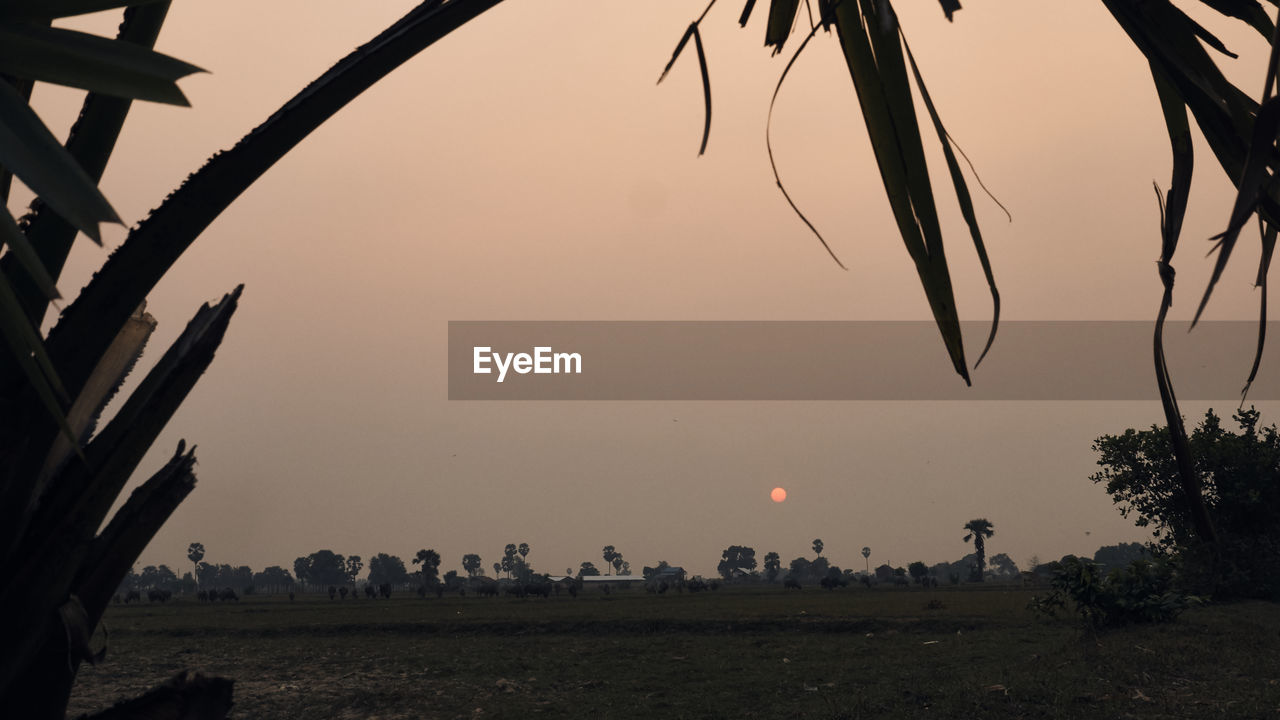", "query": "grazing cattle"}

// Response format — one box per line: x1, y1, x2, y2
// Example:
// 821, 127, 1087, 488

124, 590, 141, 603
197, 590, 209, 603
364, 585, 377, 599
687, 579, 706, 593
820, 577, 842, 590
328, 586, 337, 600
379, 583, 392, 599
784, 578, 802, 590
146, 589, 172, 603
219, 588, 239, 602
